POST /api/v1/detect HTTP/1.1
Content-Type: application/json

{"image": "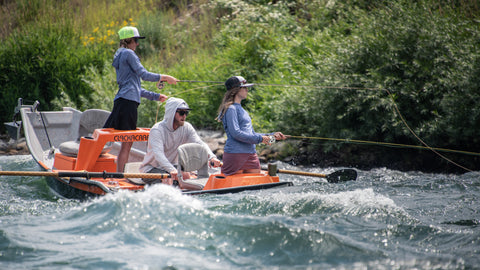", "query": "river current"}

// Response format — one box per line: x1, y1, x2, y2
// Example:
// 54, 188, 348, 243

1, 155, 478, 269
